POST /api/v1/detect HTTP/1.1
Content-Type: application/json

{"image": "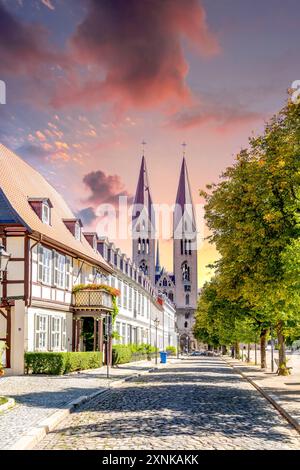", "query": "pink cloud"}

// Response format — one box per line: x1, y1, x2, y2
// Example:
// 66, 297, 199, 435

51, 0, 219, 110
